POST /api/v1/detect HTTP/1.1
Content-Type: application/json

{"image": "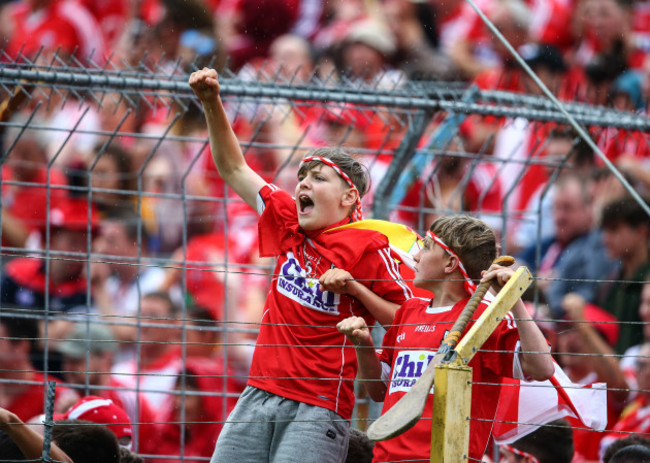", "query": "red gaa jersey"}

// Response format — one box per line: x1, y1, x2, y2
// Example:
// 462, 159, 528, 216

248, 185, 412, 420
373, 297, 522, 463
